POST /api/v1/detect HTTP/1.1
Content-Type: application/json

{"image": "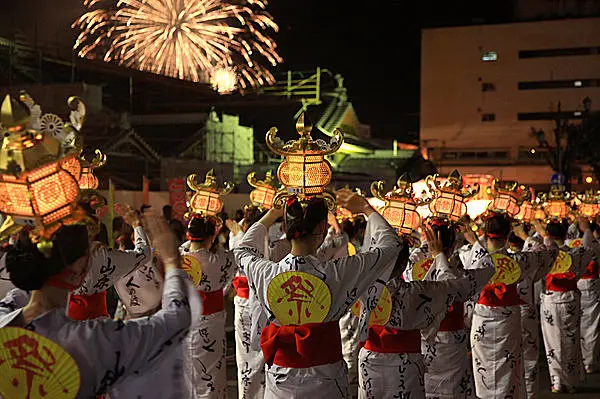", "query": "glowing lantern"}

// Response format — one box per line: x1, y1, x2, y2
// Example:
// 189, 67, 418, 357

247, 170, 278, 210
539, 185, 571, 220
266, 113, 343, 209
78, 150, 106, 190
576, 190, 599, 219
515, 201, 534, 223
426, 170, 478, 222
487, 181, 530, 218
186, 169, 234, 217
371, 174, 424, 235
0, 94, 83, 241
